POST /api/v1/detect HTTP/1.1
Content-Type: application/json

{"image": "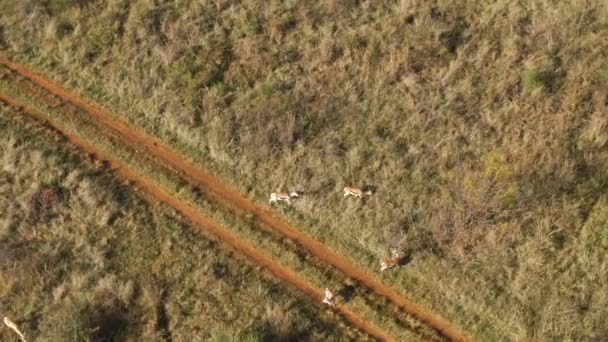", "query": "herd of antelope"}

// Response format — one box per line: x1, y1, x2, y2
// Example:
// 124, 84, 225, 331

268, 186, 373, 205
269, 186, 405, 308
